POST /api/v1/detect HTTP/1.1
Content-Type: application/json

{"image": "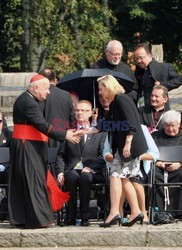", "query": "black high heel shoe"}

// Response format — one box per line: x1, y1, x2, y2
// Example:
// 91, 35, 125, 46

122, 213, 144, 227
99, 214, 121, 228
